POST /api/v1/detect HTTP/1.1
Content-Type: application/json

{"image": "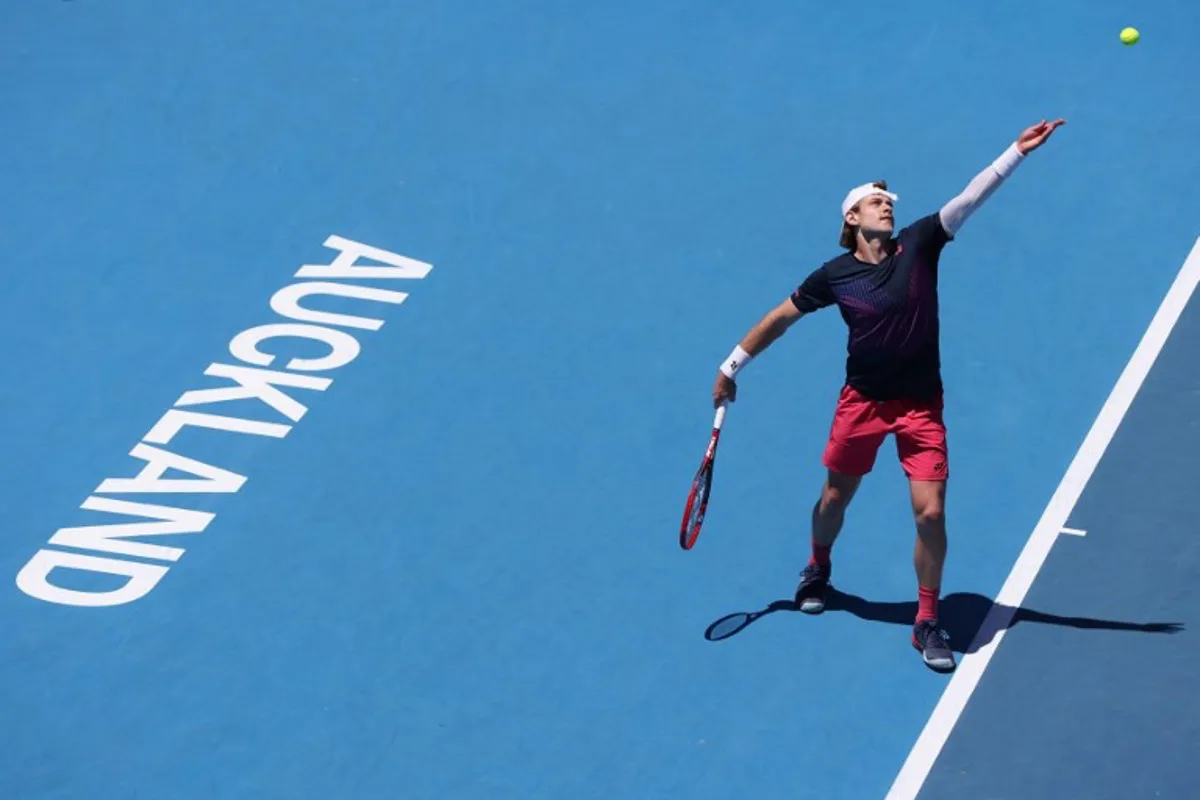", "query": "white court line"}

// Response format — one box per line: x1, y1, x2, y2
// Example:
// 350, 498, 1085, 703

1059, 527, 1087, 537
885, 235, 1200, 800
